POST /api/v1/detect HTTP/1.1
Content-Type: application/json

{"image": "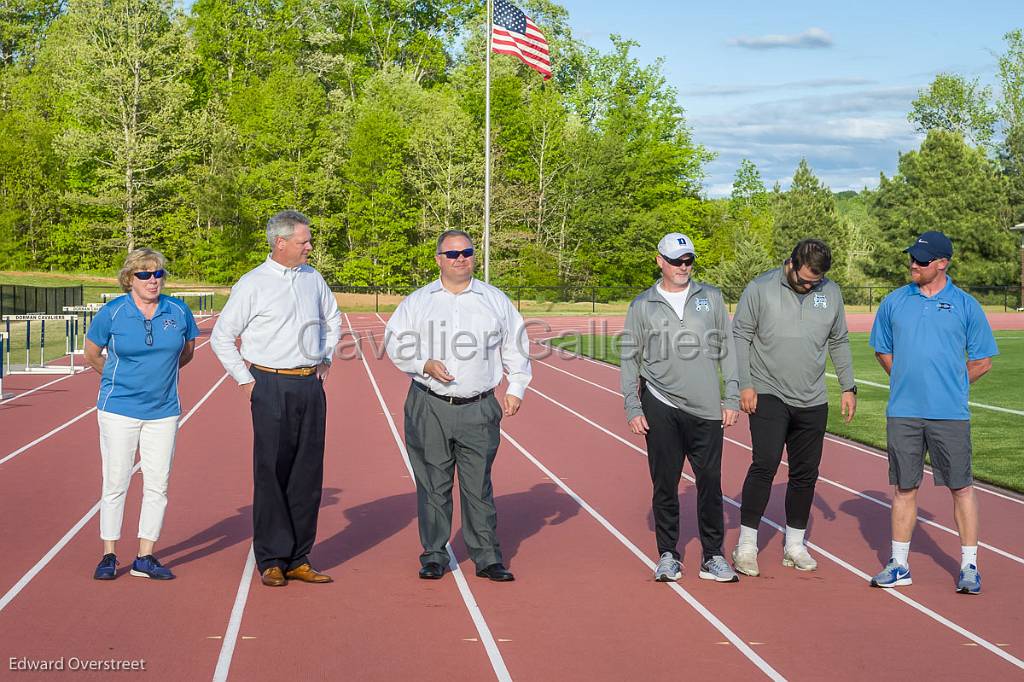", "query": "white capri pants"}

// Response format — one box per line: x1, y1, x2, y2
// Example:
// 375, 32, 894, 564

97, 410, 179, 542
